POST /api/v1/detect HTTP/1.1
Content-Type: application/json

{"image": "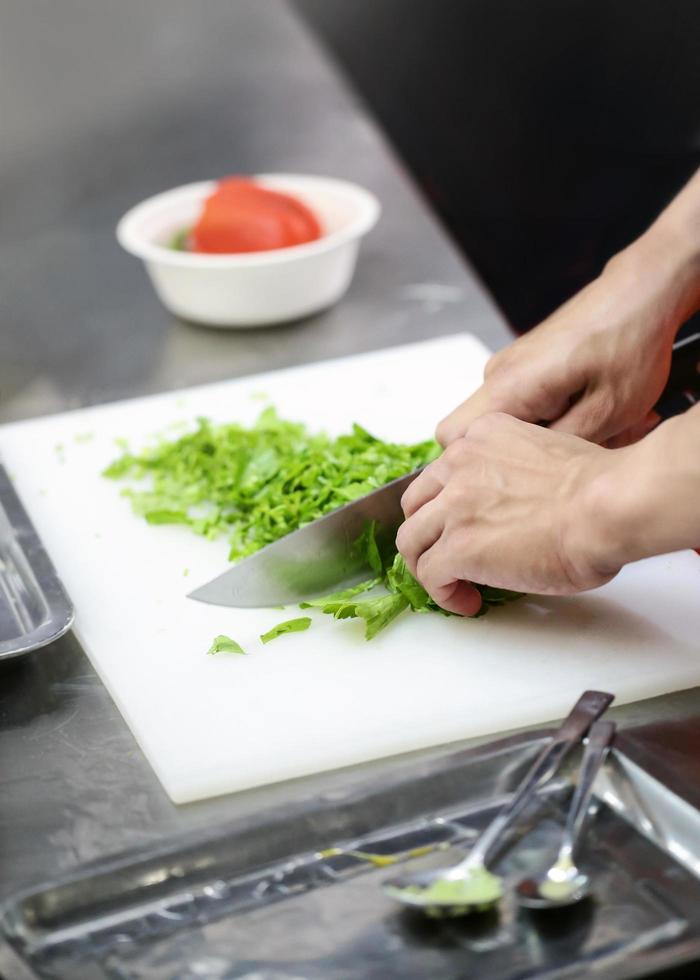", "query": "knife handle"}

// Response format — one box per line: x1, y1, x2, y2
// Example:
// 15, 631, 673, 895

655, 331, 700, 420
